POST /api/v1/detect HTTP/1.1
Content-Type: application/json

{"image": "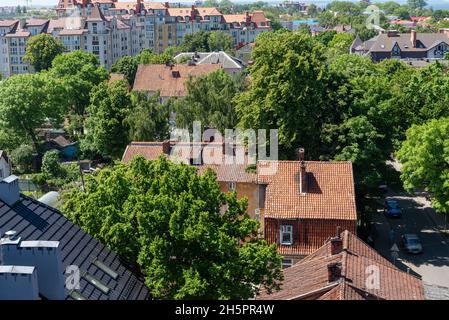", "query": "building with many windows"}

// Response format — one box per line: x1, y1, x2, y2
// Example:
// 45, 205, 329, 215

0, 1, 271, 78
